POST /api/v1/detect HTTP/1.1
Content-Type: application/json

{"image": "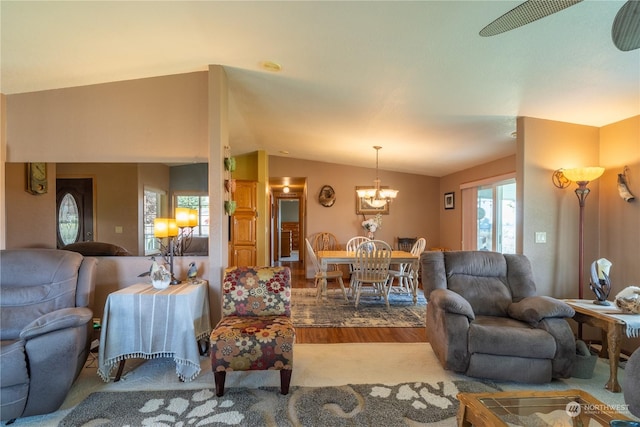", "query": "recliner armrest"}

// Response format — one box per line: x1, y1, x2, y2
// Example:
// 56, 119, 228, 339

429, 288, 475, 321
19, 307, 93, 341
508, 296, 575, 326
